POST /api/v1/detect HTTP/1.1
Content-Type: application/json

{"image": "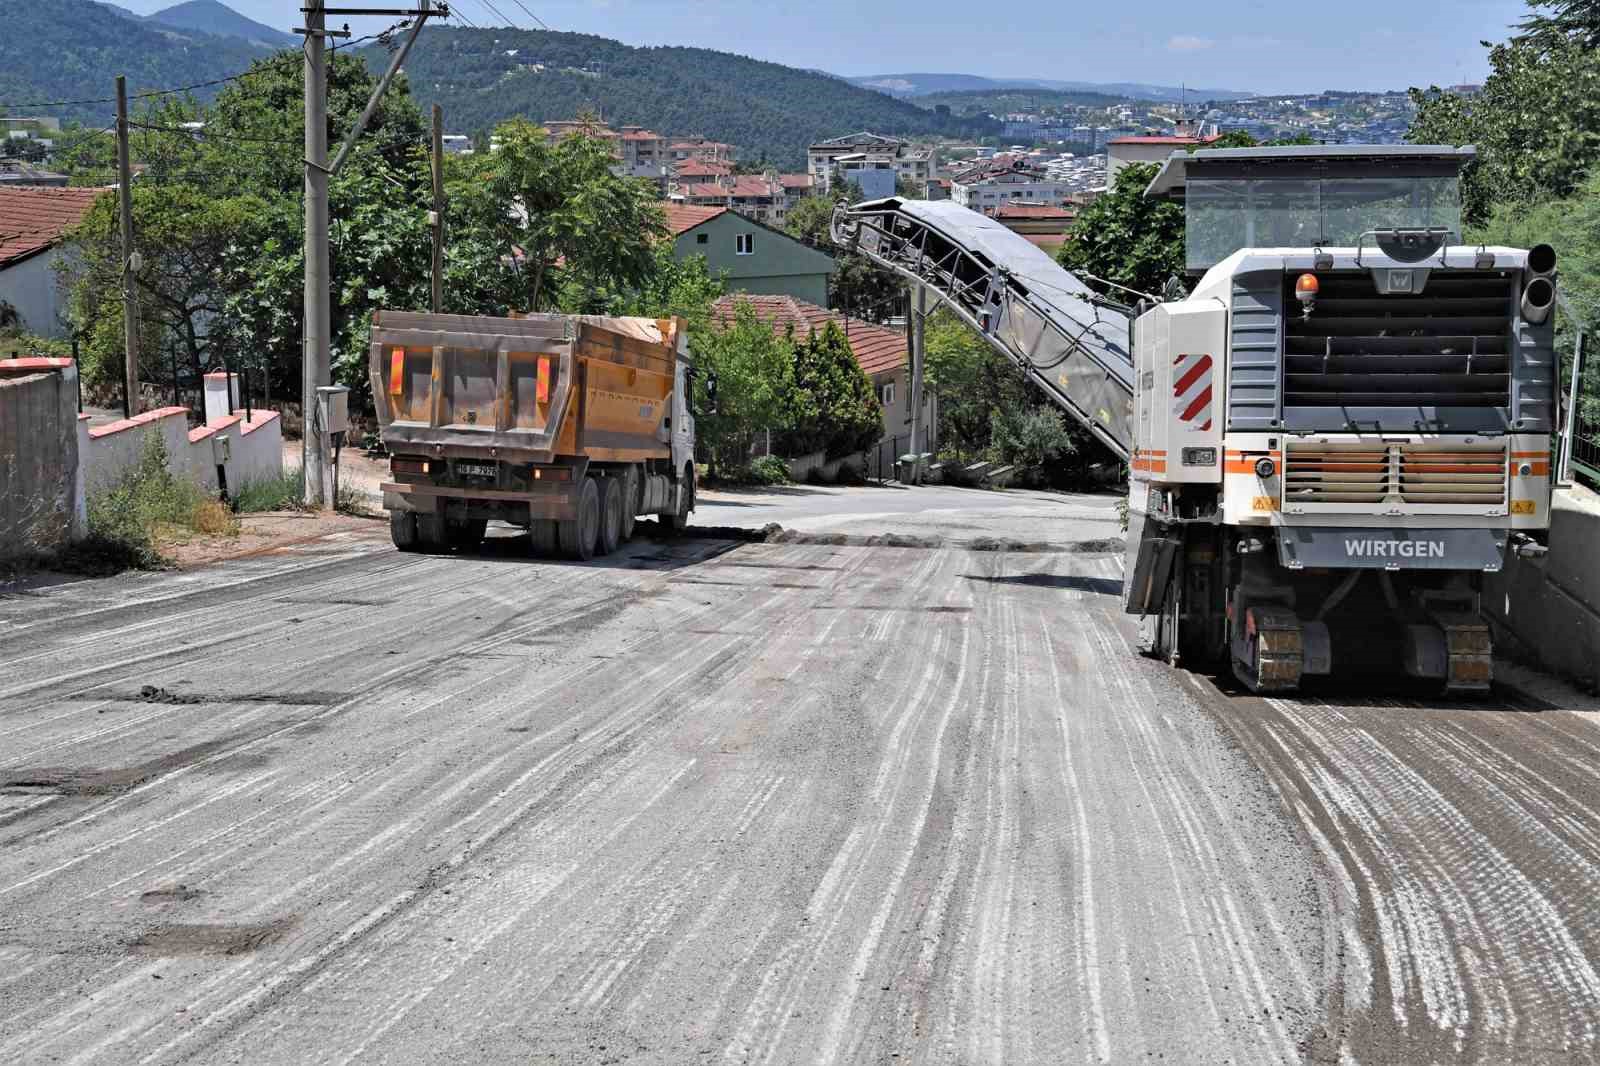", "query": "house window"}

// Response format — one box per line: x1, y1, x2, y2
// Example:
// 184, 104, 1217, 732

696, 233, 709, 244
736, 233, 754, 255
880, 380, 896, 407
